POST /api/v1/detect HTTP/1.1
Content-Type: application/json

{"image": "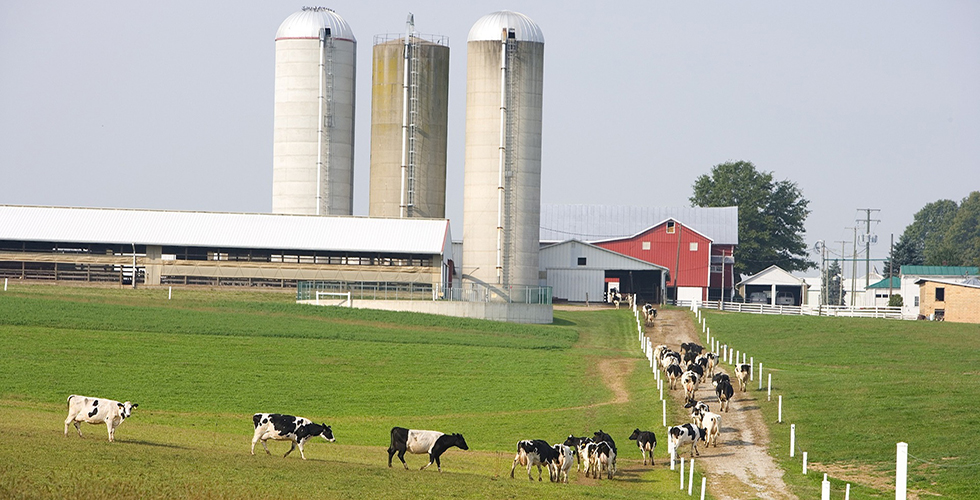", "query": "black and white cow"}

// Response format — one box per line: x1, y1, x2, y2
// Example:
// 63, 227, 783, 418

64, 394, 138, 442
628, 429, 657, 465
552, 444, 574, 483
666, 364, 684, 390
735, 363, 752, 392
563, 435, 591, 471
388, 427, 468, 472
590, 441, 616, 479
711, 372, 731, 388
510, 439, 560, 481
642, 303, 657, 325
251, 413, 335, 460
681, 370, 701, 402
668, 423, 706, 458
716, 378, 735, 412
